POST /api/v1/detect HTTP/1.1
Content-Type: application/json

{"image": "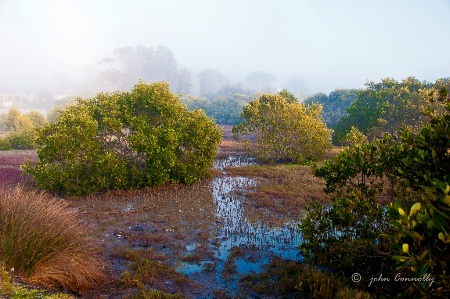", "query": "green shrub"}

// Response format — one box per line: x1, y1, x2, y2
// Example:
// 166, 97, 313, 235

313, 134, 406, 201
0, 186, 105, 292
333, 77, 443, 143
2, 108, 47, 150
23, 81, 222, 195
233, 93, 332, 163
340, 126, 368, 146
0, 138, 12, 150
